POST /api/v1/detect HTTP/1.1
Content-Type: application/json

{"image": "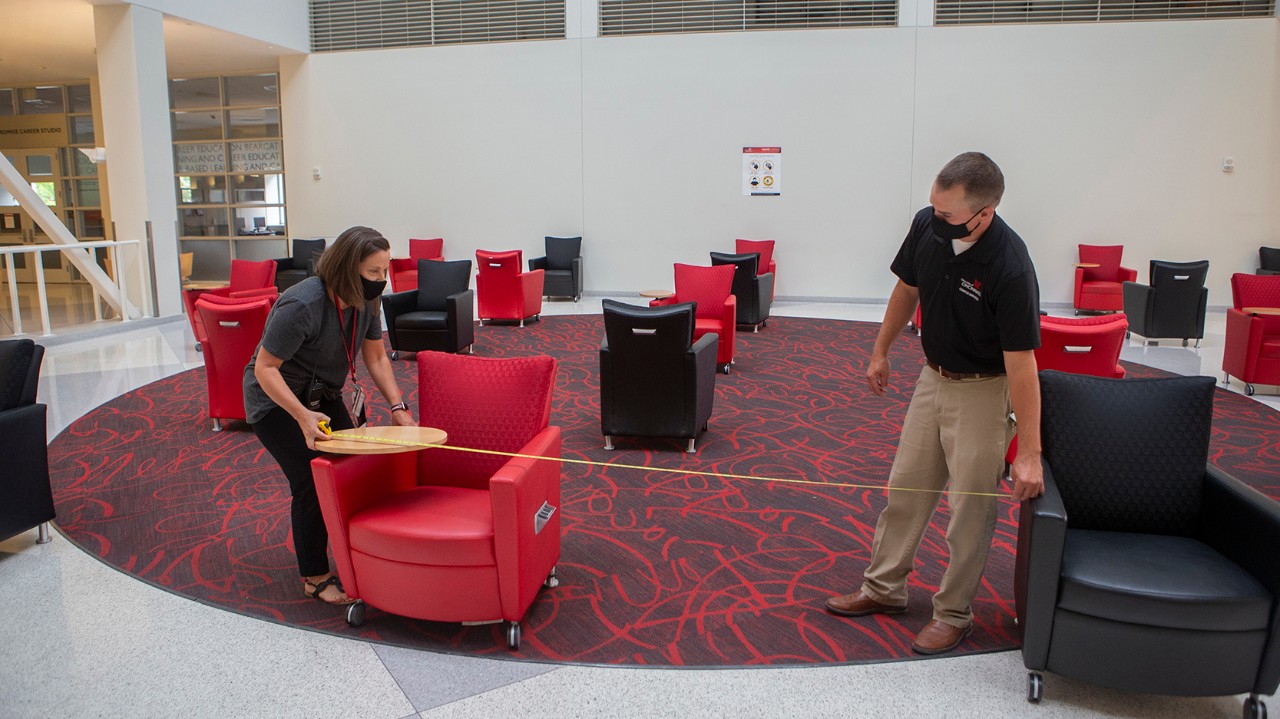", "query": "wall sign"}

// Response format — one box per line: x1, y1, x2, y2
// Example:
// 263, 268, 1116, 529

742, 146, 781, 196
230, 140, 283, 172
0, 116, 67, 150
175, 143, 227, 174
